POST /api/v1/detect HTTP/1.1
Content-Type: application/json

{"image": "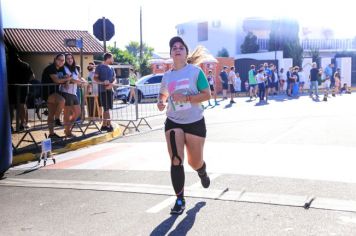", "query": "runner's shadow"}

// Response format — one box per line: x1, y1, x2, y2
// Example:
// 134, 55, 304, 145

224, 103, 232, 109
150, 201, 206, 236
